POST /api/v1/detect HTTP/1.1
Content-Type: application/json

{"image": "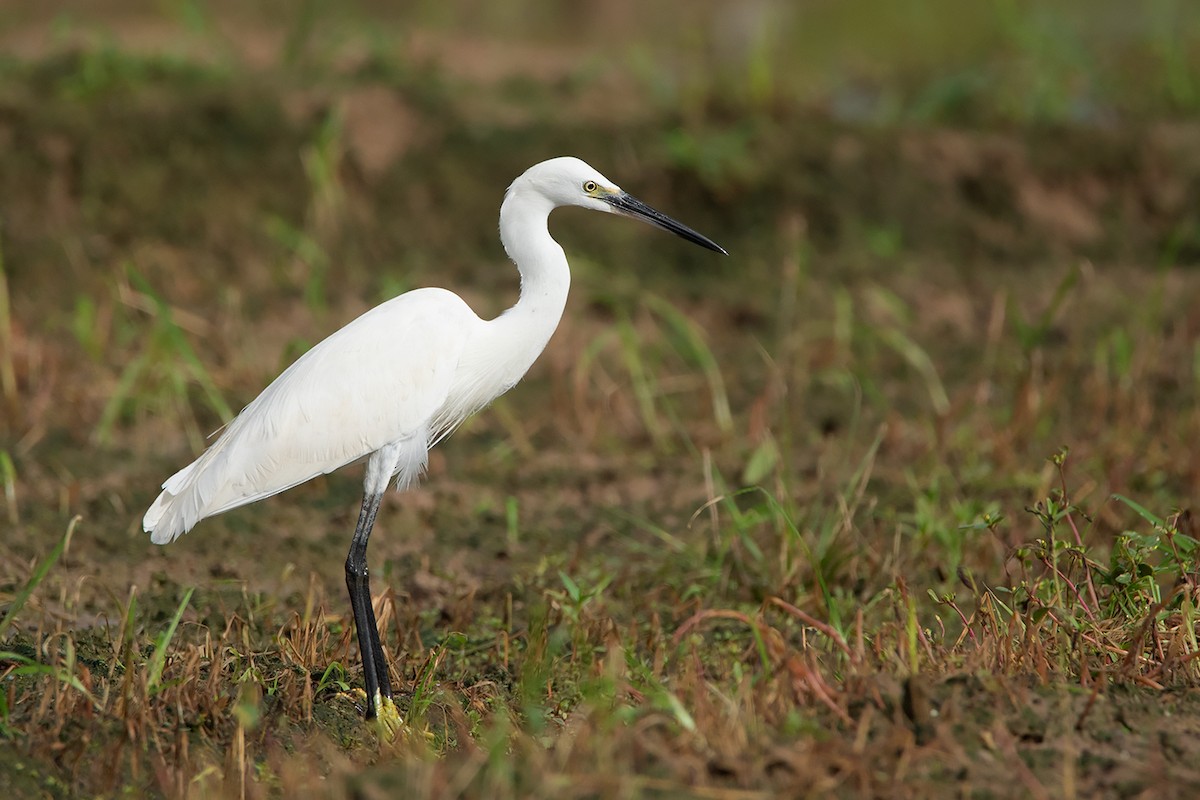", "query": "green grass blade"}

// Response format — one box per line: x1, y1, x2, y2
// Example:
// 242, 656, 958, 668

0, 236, 15, 407
0, 516, 79, 641
1111, 494, 1166, 528
615, 315, 667, 447
0, 450, 16, 525
93, 348, 150, 444
147, 586, 195, 693
877, 327, 950, 415
644, 293, 733, 433
128, 268, 233, 422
